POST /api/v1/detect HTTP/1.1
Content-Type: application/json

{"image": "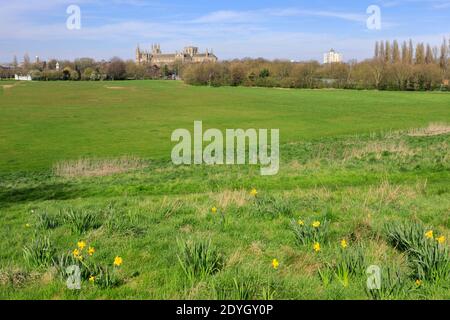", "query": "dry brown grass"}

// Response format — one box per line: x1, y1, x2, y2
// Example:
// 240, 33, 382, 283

227, 250, 244, 267
408, 123, 450, 137
281, 246, 321, 276
248, 241, 264, 256
54, 156, 148, 178
211, 190, 248, 208
344, 140, 415, 160
105, 86, 127, 90
364, 179, 417, 208
0, 268, 39, 288
179, 224, 193, 233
